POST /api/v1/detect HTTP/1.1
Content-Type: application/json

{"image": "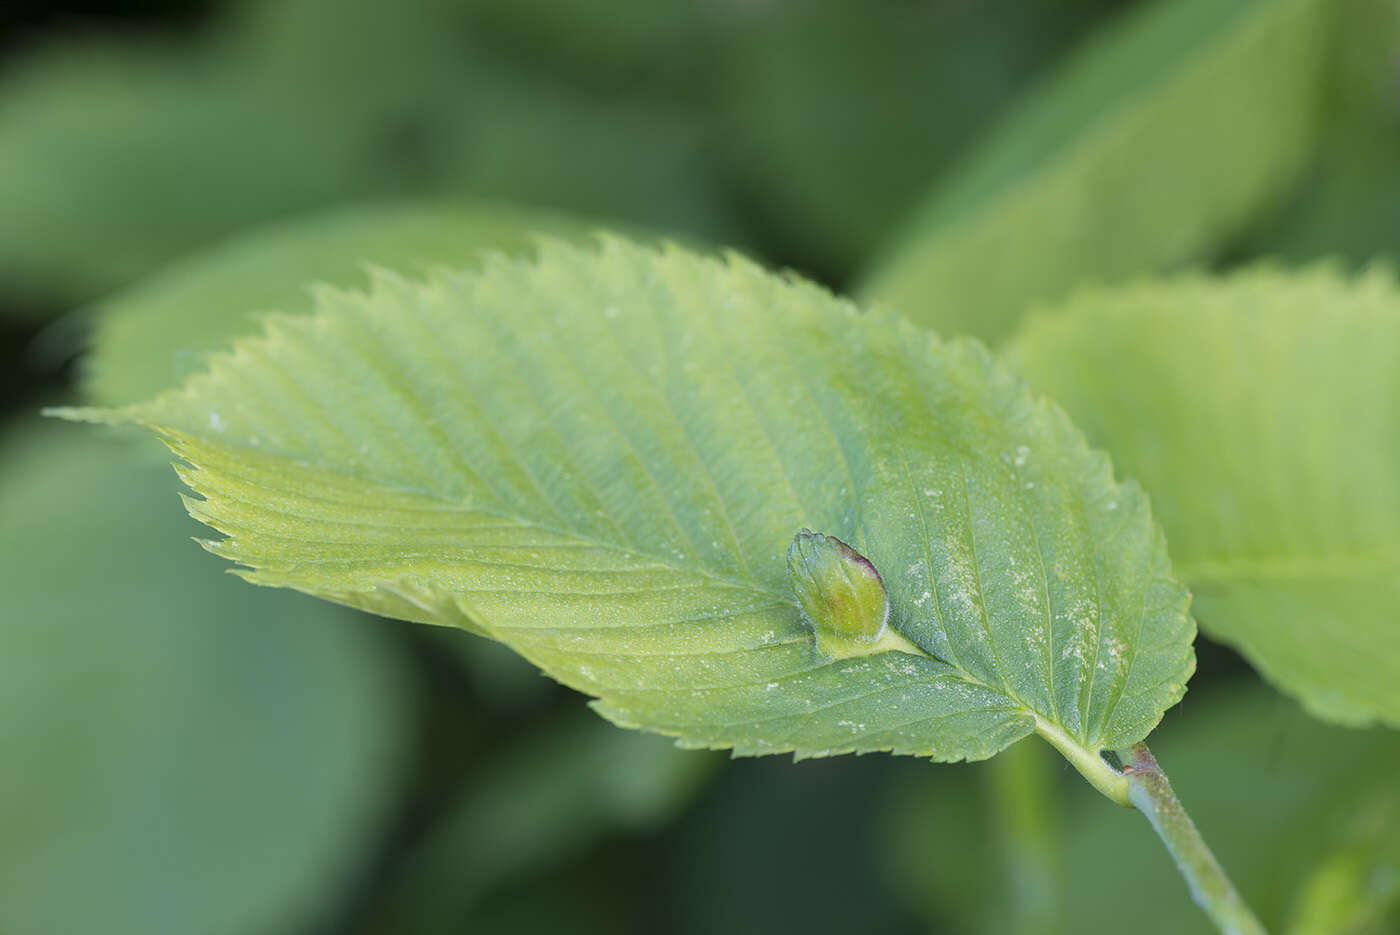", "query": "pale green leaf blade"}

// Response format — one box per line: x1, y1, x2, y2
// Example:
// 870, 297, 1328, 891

858, 0, 1336, 344
1006, 265, 1400, 727
86, 200, 596, 407
0, 422, 408, 935
78, 239, 1194, 761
